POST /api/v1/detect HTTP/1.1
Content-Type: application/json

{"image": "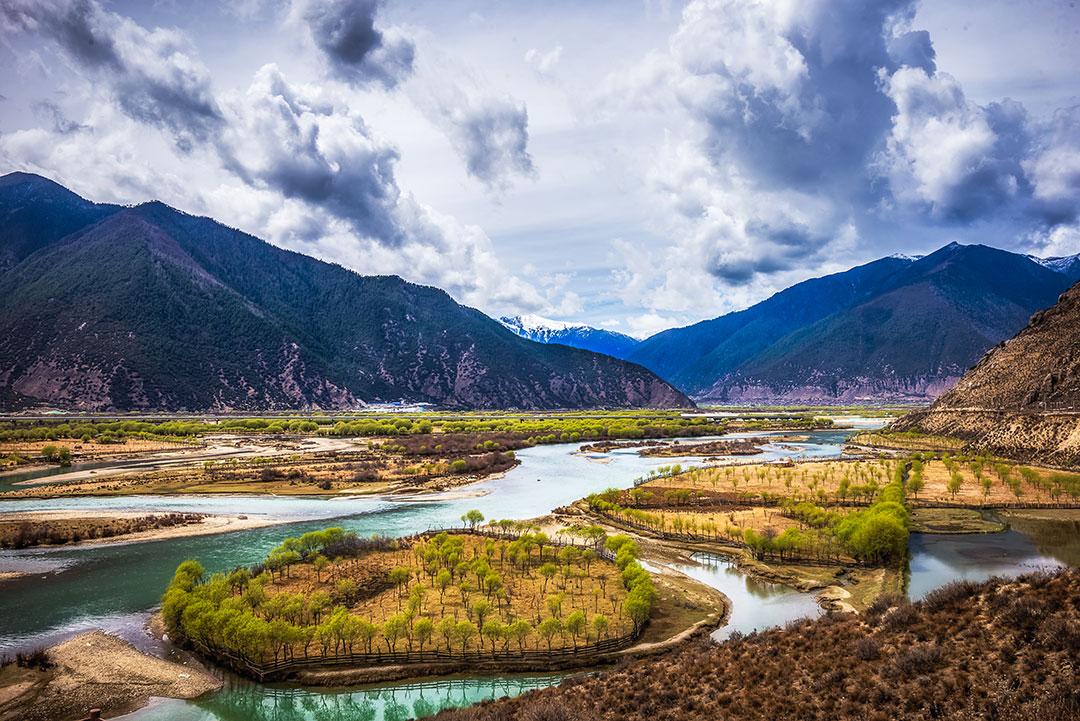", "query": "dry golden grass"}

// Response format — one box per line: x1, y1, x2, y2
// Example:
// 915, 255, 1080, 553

643, 460, 898, 503
911, 459, 1078, 505
0, 438, 191, 458
268, 535, 632, 653
621, 507, 802, 538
